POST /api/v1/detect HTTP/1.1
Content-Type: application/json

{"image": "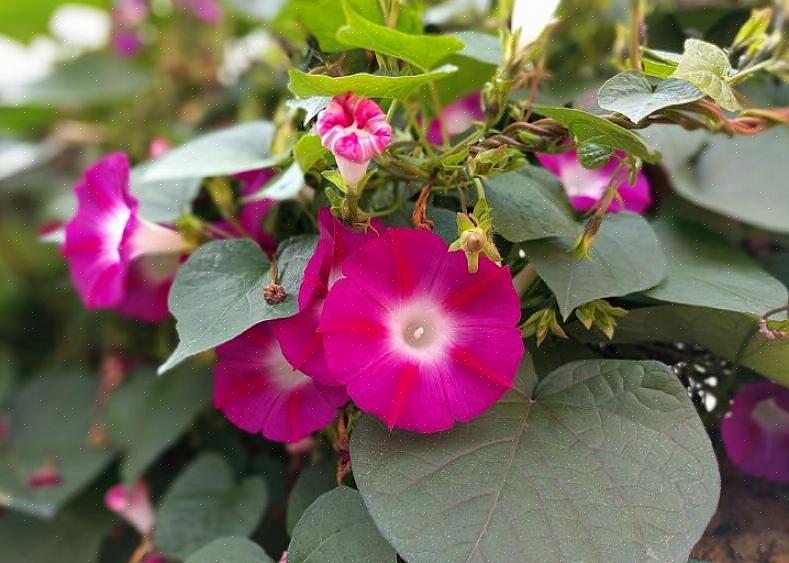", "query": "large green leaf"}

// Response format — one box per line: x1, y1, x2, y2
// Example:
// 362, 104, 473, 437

665, 129, 789, 235
185, 537, 274, 563
288, 486, 397, 563
336, 2, 463, 70
644, 219, 787, 315
0, 489, 112, 563
595, 305, 789, 386
159, 236, 317, 374
670, 39, 739, 112
286, 460, 337, 534
351, 359, 719, 563
154, 453, 268, 560
104, 367, 211, 483
11, 53, 152, 109
451, 31, 501, 66
597, 71, 703, 124
143, 121, 278, 182
130, 164, 201, 223
484, 165, 577, 243
524, 213, 667, 319
0, 373, 114, 518
535, 105, 661, 163
288, 66, 457, 99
